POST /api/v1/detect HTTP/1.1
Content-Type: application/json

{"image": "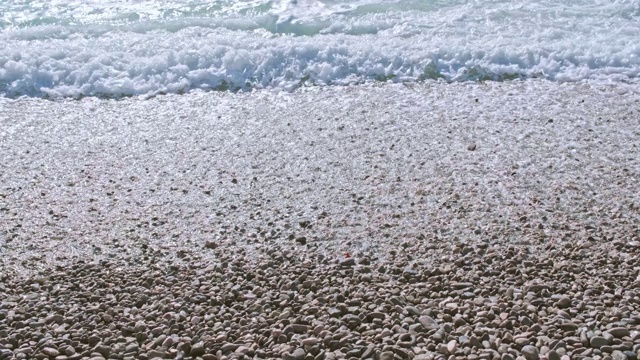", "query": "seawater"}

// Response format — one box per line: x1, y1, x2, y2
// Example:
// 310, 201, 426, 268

1, 0, 640, 98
